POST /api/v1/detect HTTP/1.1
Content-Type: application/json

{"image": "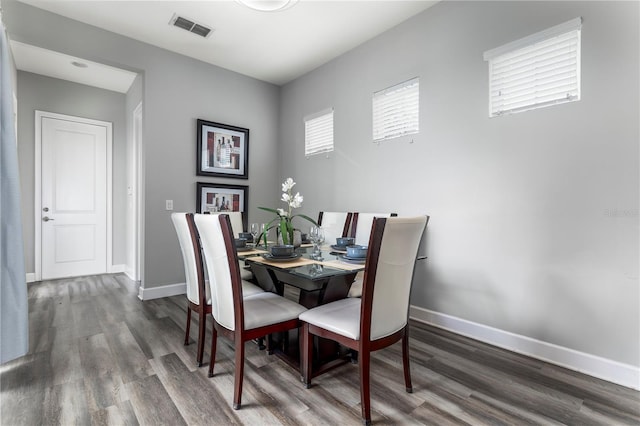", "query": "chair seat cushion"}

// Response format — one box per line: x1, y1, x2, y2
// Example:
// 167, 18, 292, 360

243, 293, 307, 331
299, 298, 361, 340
